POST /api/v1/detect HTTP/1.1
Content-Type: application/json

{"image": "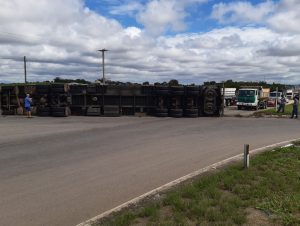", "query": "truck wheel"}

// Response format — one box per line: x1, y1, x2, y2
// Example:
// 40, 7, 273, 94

186, 86, 200, 96
51, 107, 69, 117
237, 106, 242, 110
184, 109, 198, 117
155, 108, 168, 117
169, 109, 183, 118
37, 107, 51, 116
